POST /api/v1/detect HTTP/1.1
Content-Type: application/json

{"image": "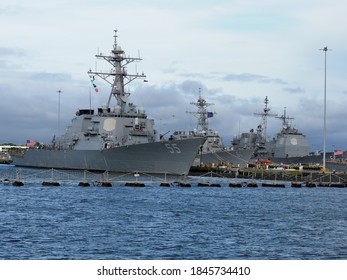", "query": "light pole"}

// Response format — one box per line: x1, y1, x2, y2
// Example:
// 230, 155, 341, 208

319, 46, 331, 171
57, 90, 63, 137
